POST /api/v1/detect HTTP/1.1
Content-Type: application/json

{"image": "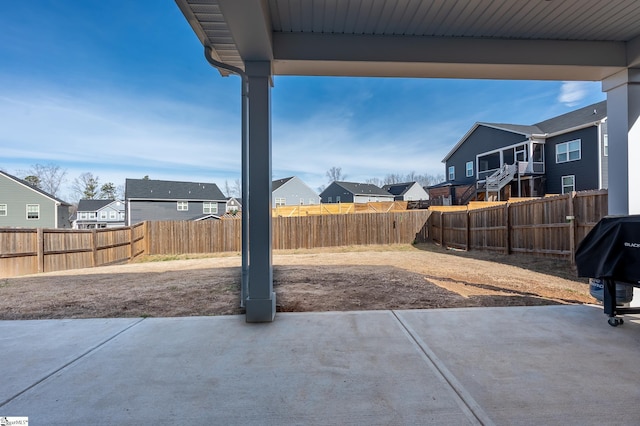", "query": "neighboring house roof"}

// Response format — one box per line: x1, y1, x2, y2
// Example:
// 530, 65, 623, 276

191, 214, 221, 221
382, 182, 417, 197
125, 178, 226, 200
331, 181, 393, 197
535, 100, 607, 134
272, 177, 293, 192
442, 100, 608, 162
77, 199, 113, 212
0, 170, 71, 205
